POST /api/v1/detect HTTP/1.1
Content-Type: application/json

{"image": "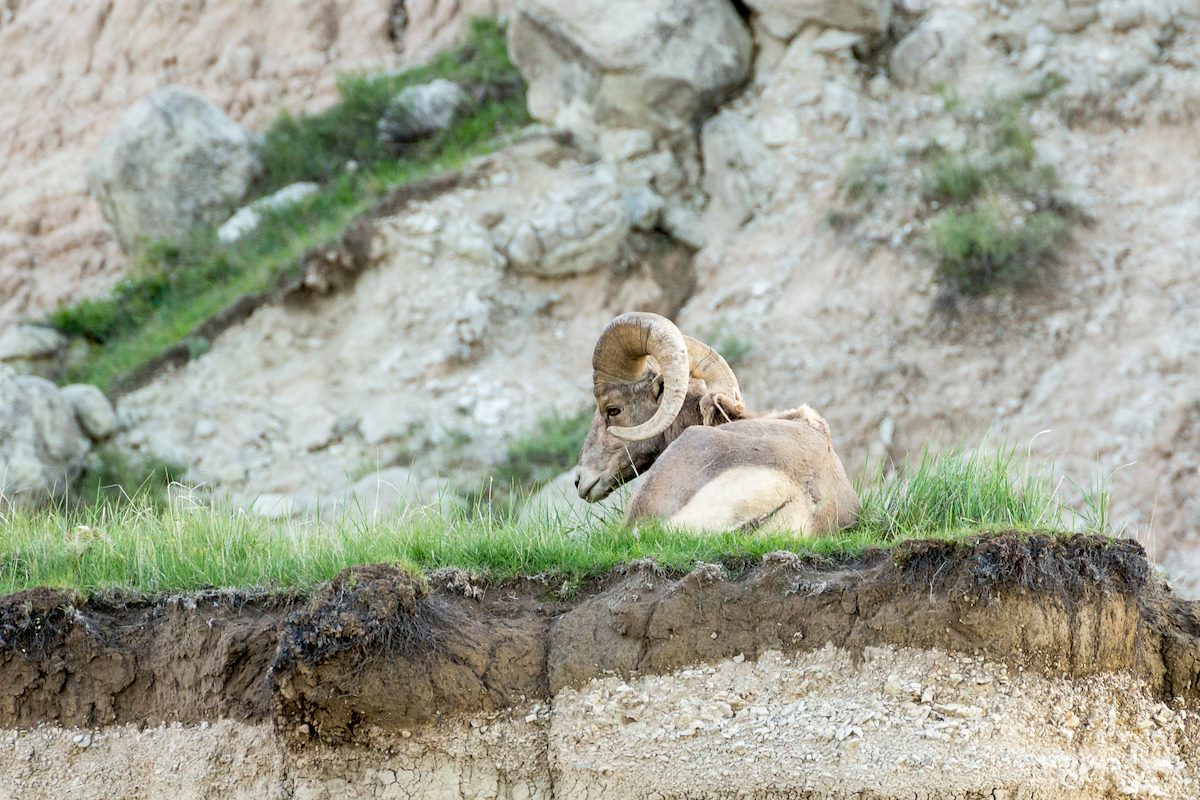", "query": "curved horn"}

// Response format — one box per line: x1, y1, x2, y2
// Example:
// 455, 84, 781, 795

592, 312, 690, 442
684, 336, 742, 403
